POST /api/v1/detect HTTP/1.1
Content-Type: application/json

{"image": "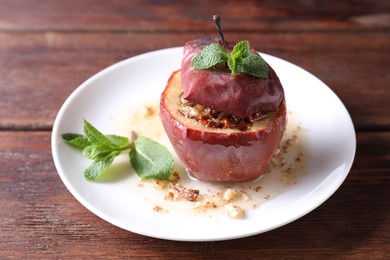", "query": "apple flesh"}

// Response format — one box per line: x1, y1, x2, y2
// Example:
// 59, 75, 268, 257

160, 70, 287, 182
